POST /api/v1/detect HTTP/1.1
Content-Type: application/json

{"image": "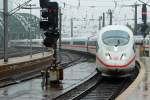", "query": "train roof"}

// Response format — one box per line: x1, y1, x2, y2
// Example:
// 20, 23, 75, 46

62, 35, 97, 41
62, 37, 88, 41
99, 25, 133, 37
